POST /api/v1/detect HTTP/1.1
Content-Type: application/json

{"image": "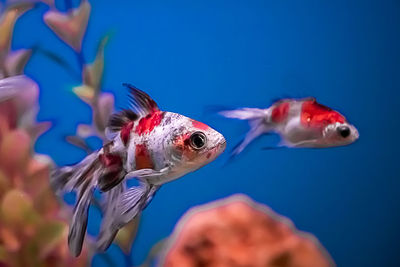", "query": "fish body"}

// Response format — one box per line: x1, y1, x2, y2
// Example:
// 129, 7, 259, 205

219, 97, 358, 156
52, 84, 226, 256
